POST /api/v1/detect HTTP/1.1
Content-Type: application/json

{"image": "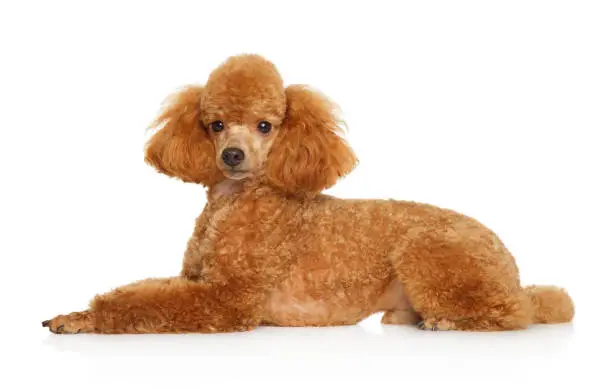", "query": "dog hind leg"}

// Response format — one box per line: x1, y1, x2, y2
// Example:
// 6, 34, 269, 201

389, 228, 531, 331
381, 309, 421, 325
